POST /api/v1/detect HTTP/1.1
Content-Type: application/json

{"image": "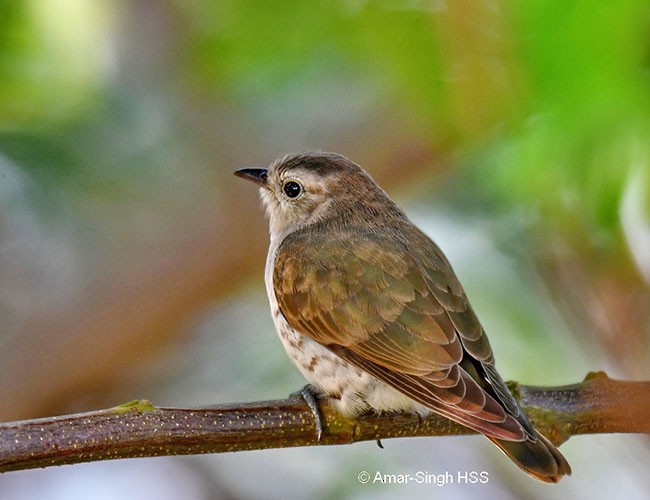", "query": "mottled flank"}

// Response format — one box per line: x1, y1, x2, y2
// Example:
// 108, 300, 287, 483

239, 151, 571, 483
